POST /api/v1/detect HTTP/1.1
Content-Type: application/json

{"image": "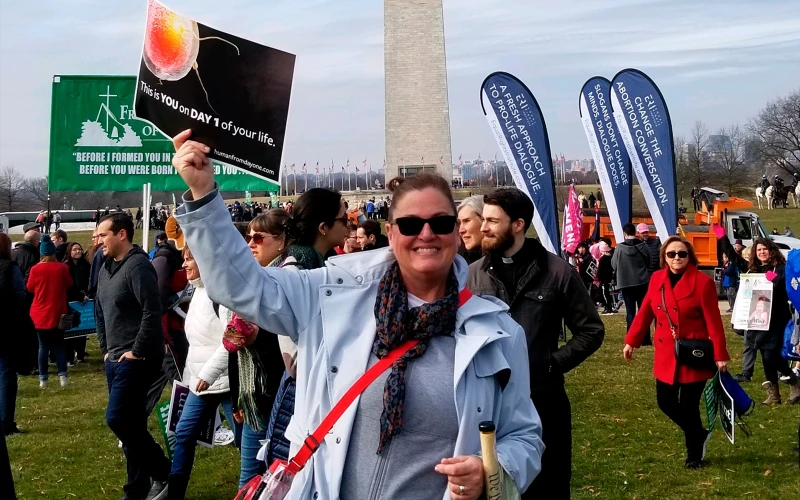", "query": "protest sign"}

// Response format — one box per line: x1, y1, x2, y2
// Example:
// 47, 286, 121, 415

732, 274, 773, 331
166, 382, 219, 449
134, 0, 295, 185
48, 75, 279, 192
702, 372, 719, 432
156, 400, 177, 459
718, 376, 736, 444
64, 300, 97, 339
